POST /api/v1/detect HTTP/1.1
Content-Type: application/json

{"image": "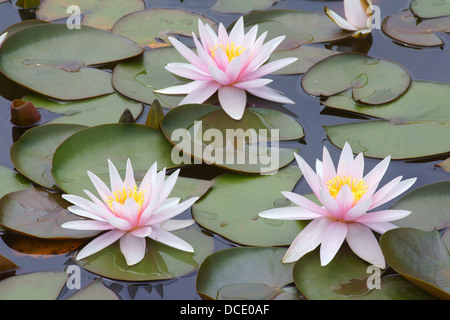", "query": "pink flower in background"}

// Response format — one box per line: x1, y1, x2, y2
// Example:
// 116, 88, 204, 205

259, 143, 416, 268
155, 17, 297, 120
325, 0, 374, 37
61, 159, 198, 266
